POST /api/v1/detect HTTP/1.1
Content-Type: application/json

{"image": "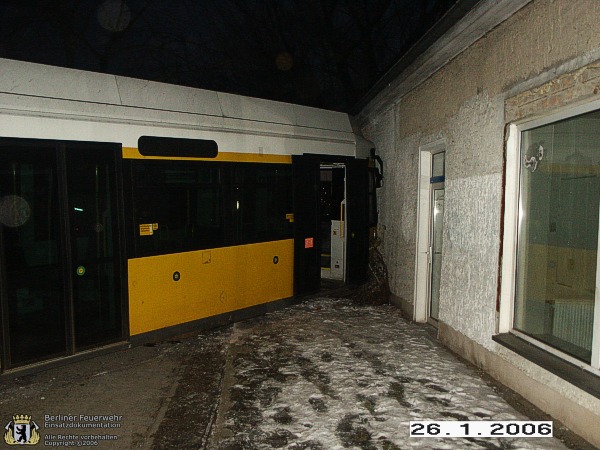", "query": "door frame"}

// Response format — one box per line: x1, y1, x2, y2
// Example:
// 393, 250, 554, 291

414, 140, 445, 323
